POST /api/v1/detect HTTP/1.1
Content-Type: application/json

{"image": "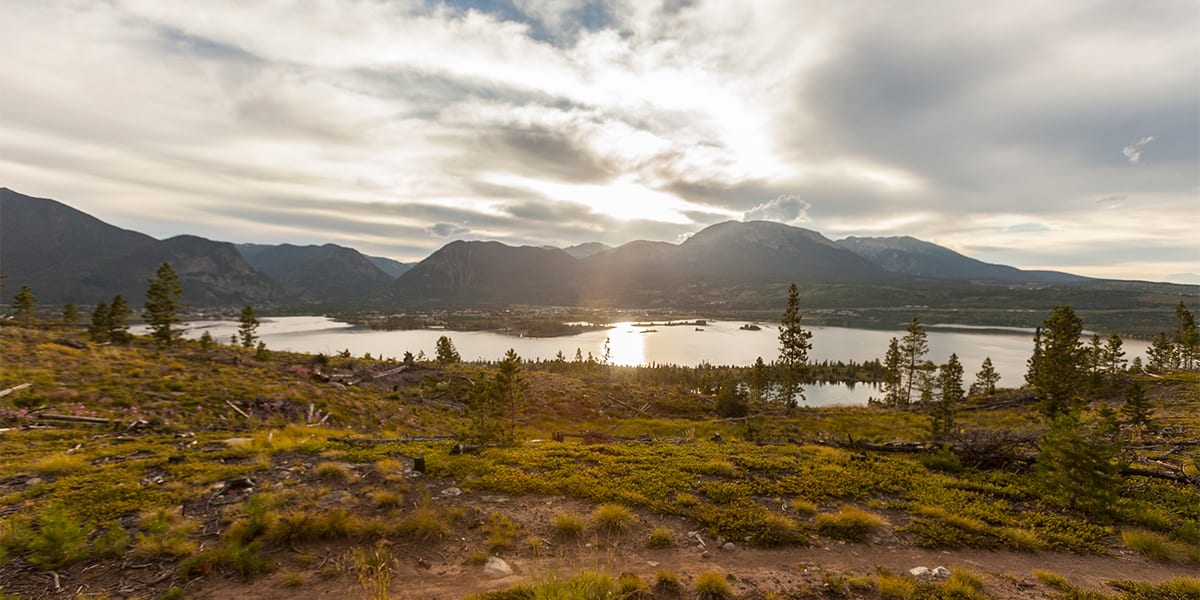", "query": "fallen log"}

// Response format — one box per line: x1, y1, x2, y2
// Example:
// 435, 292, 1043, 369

1121, 466, 1197, 485
0, 383, 32, 398
36, 414, 114, 426
329, 435, 456, 445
